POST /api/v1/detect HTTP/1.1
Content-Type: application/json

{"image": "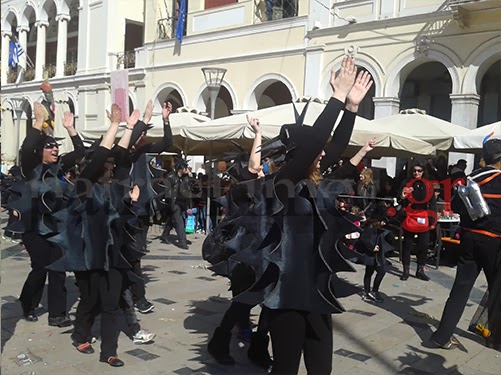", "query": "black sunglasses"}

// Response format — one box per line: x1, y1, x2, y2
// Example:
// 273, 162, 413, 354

413, 169, 423, 173
44, 142, 59, 149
